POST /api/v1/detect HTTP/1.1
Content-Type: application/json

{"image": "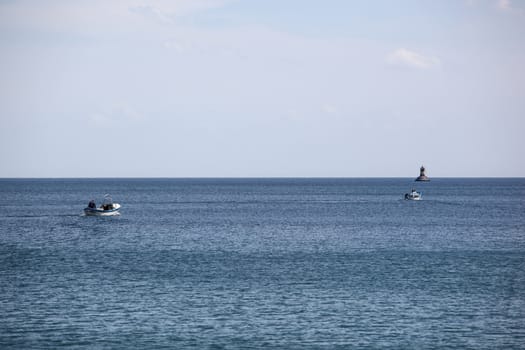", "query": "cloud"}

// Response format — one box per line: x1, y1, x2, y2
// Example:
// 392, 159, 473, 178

322, 104, 339, 115
163, 39, 186, 52
495, 0, 525, 15
128, 5, 173, 23
0, 0, 234, 36
497, 0, 512, 10
128, 0, 233, 22
88, 104, 142, 128
386, 48, 440, 69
